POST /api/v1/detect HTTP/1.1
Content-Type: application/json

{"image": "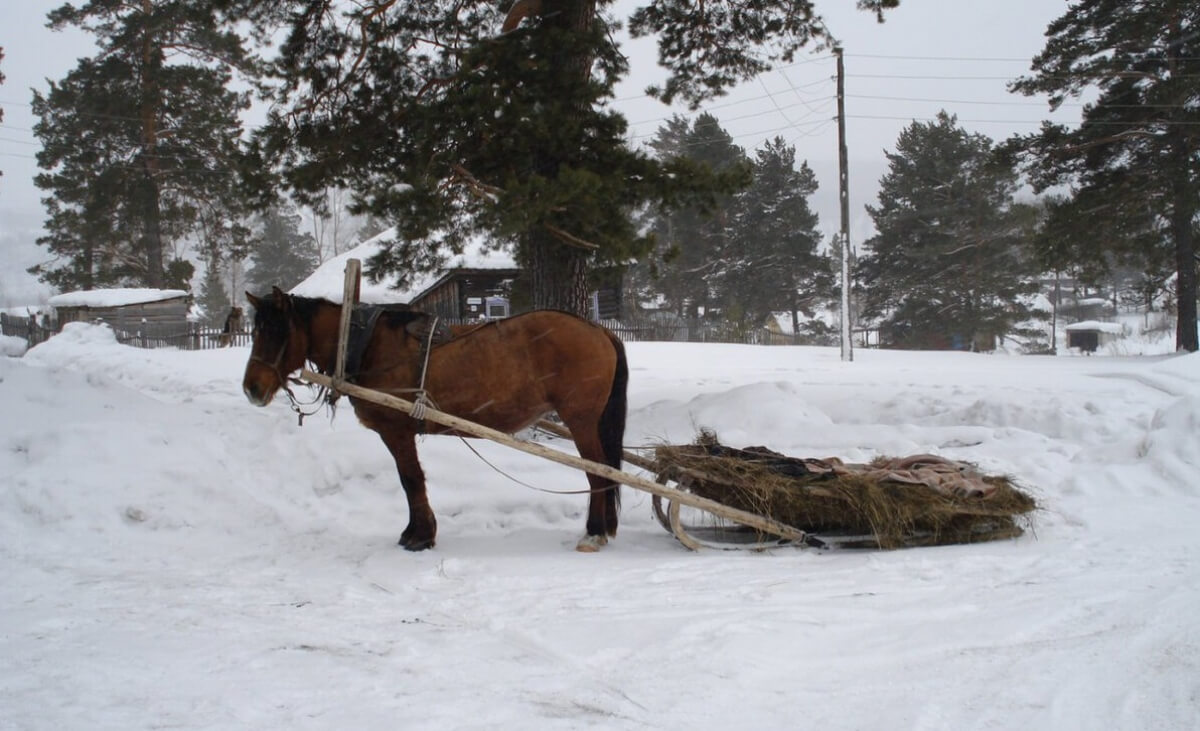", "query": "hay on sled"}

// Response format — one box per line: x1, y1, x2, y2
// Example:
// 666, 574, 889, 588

653, 431, 1037, 549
